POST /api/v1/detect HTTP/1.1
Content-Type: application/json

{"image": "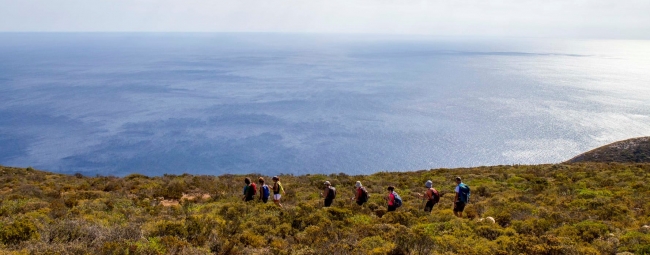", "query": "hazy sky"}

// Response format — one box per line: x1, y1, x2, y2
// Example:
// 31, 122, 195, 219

1, 0, 649, 38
